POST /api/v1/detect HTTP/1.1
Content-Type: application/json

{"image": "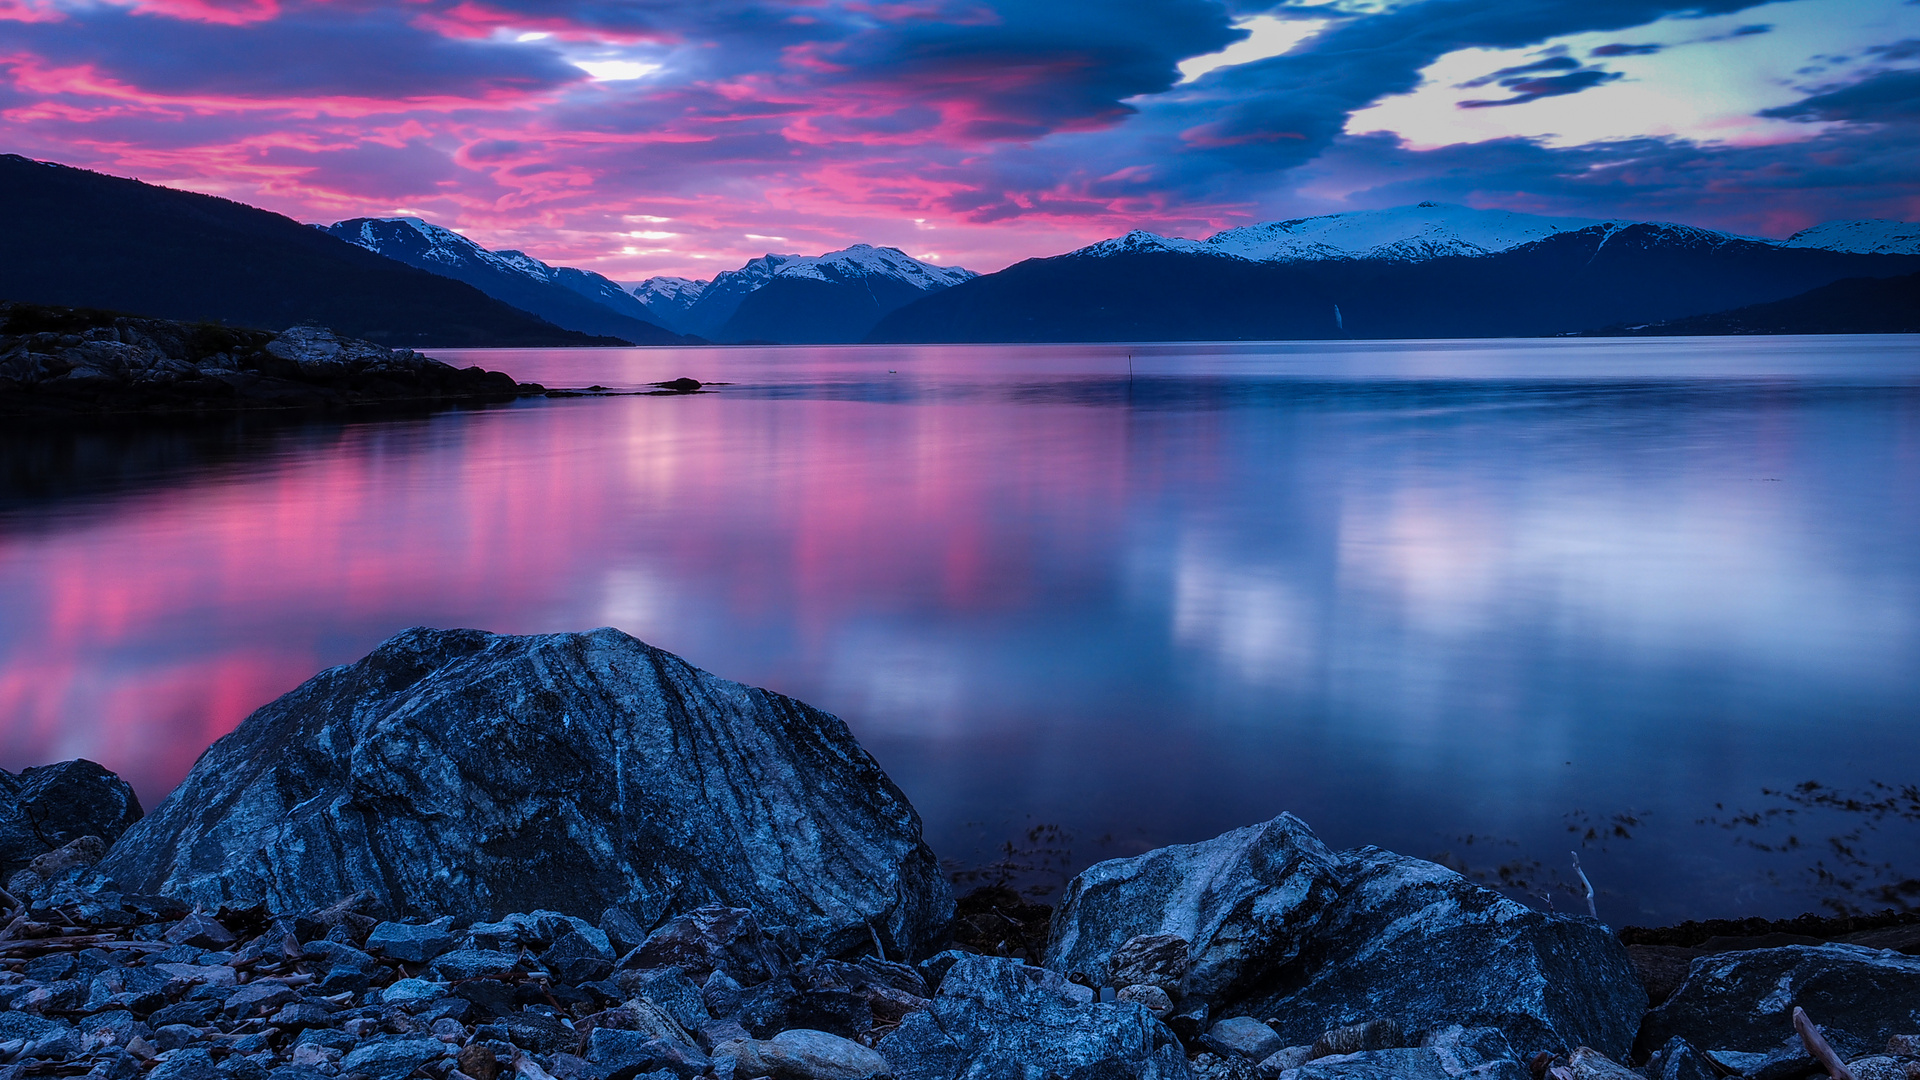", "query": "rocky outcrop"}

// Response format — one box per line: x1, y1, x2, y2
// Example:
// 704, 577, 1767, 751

1044, 824, 1645, 1061
1046, 815, 1342, 1000
878, 954, 1192, 1079
0, 303, 542, 416
1637, 944, 1920, 1058
97, 626, 952, 958
0, 758, 142, 879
